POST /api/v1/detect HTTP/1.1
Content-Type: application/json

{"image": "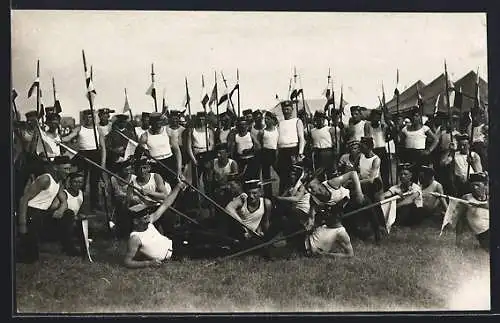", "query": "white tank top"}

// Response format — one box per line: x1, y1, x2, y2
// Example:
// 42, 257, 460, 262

64, 189, 84, 215
146, 127, 172, 159
403, 125, 429, 150
98, 124, 111, 137
472, 124, 486, 143
288, 181, 311, 214
311, 126, 333, 149
219, 128, 231, 144
308, 226, 347, 254
192, 128, 210, 154
262, 128, 279, 150
251, 126, 263, 139
359, 154, 380, 180
278, 118, 299, 148
130, 223, 173, 261
368, 124, 386, 149
213, 158, 235, 177
235, 132, 254, 155
321, 181, 350, 206
351, 120, 366, 141
78, 126, 100, 150
239, 195, 265, 232
135, 127, 148, 139
37, 131, 61, 158
27, 173, 60, 210
463, 194, 489, 235
132, 173, 158, 192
